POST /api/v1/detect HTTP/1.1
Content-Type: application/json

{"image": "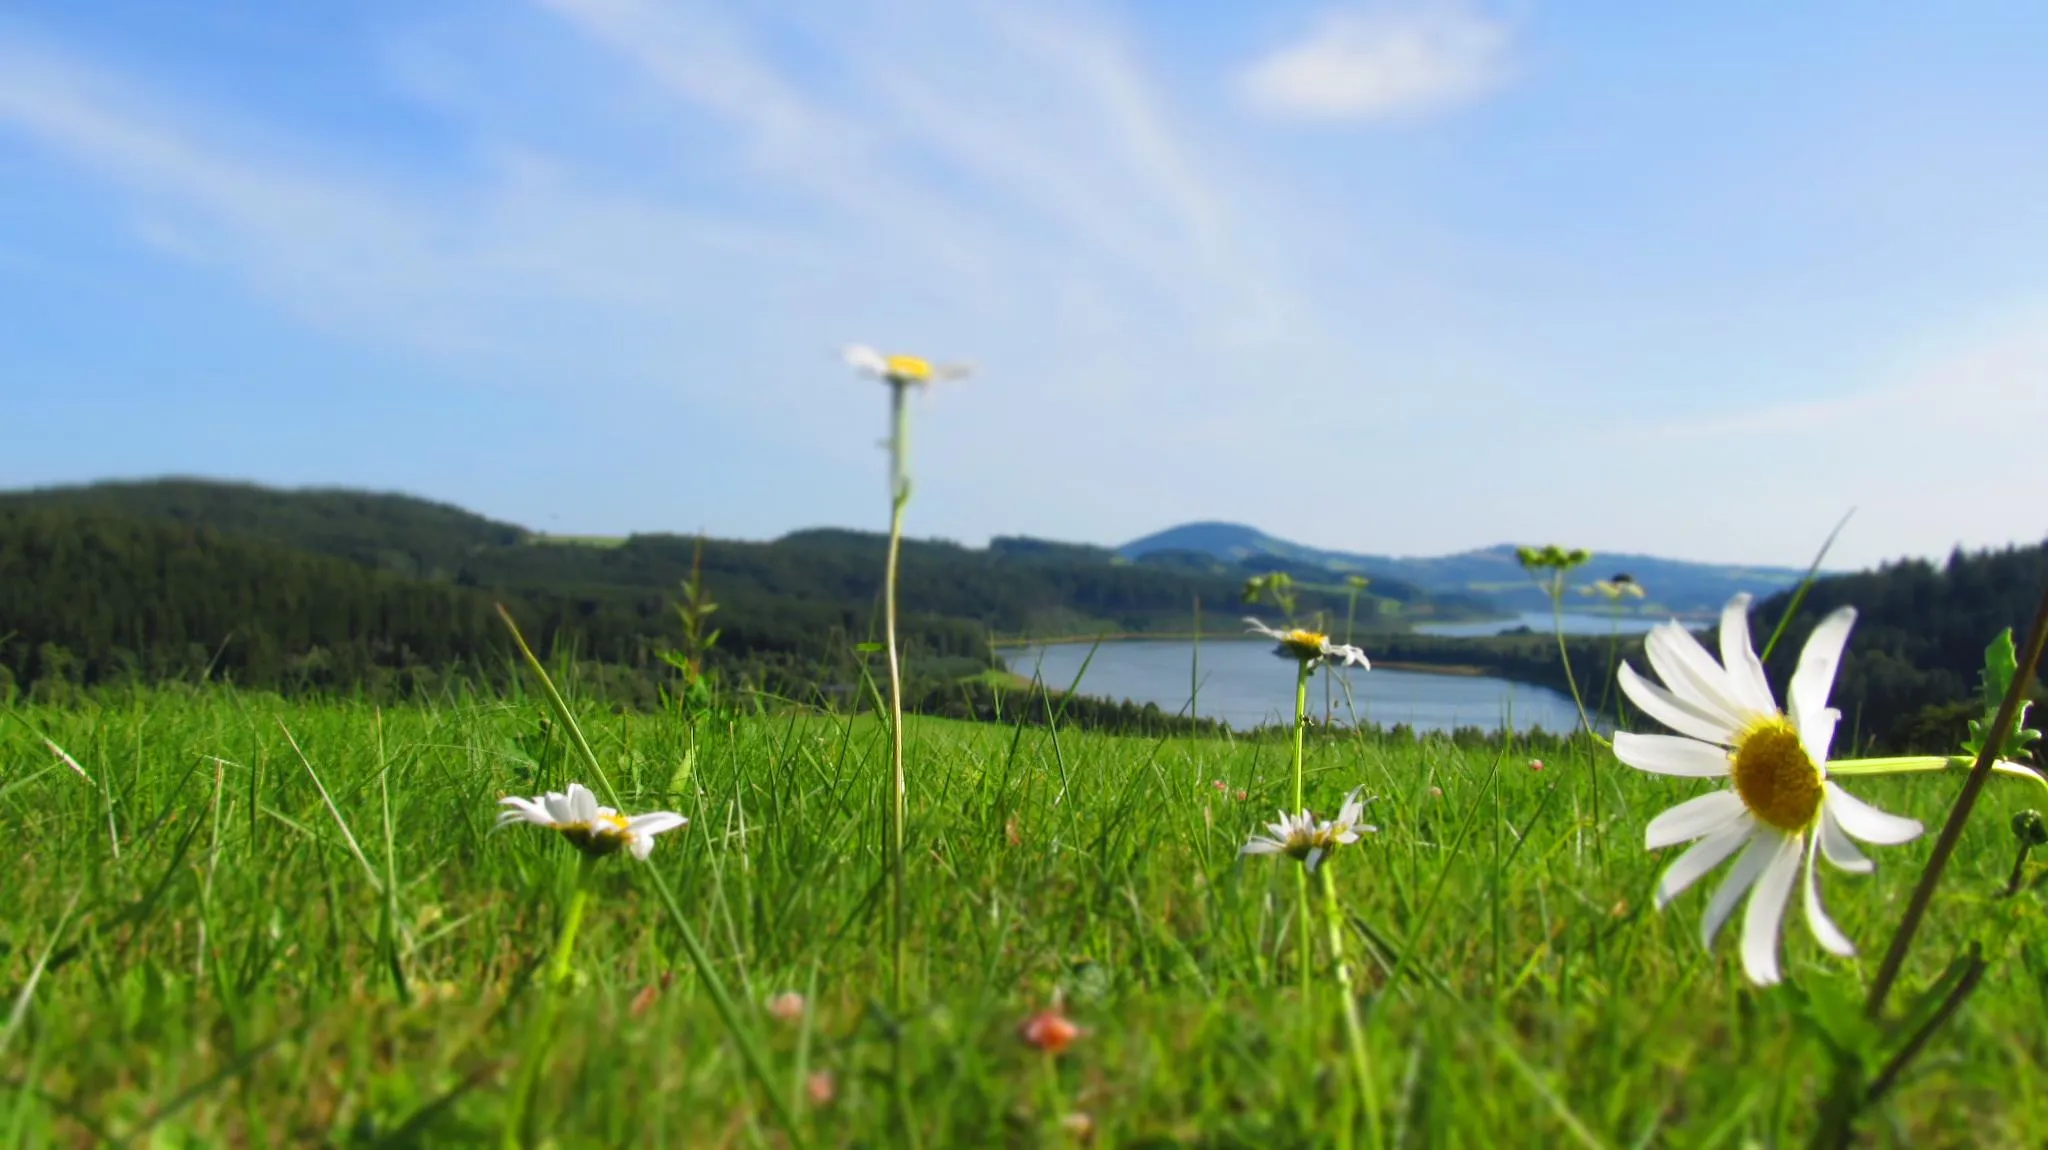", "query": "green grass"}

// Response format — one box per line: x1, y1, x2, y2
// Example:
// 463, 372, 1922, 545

4, 688, 2047, 1146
